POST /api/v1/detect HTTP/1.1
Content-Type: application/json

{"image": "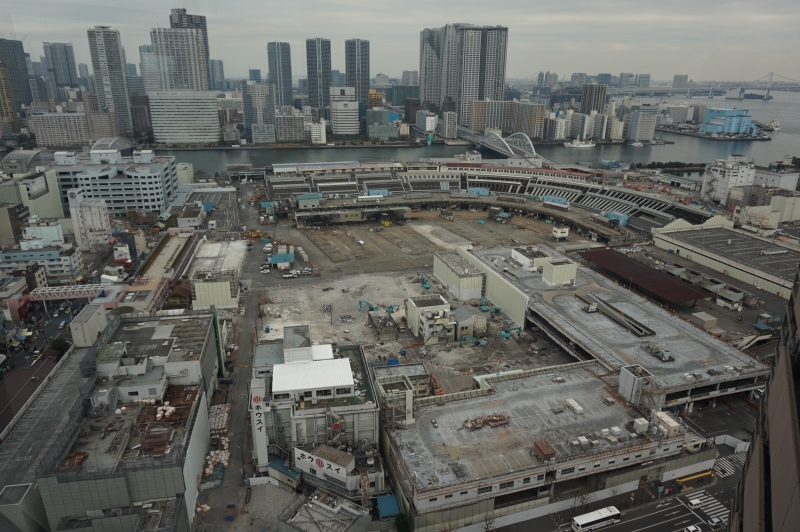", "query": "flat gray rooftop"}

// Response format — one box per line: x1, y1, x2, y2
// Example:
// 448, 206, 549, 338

436, 252, 484, 277
665, 227, 800, 282
254, 342, 284, 367
373, 363, 429, 379
284, 325, 311, 350
59, 385, 200, 473
473, 247, 768, 390
394, 363, 648, 489
71, 304, 102, 325
110, 317, 211, 363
